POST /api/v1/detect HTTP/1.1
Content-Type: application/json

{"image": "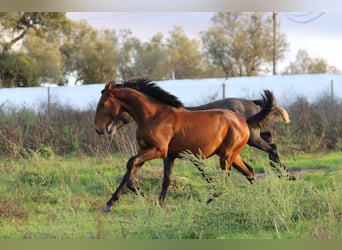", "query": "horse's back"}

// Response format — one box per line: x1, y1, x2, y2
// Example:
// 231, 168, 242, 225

188, 98, 261, 117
